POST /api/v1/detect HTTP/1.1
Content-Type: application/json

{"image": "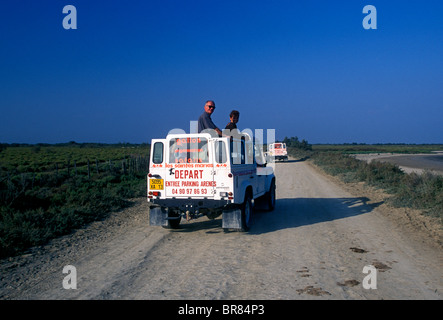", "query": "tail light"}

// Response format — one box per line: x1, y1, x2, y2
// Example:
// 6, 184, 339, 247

148, 191, 161, 198
220, 192, 233, 200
